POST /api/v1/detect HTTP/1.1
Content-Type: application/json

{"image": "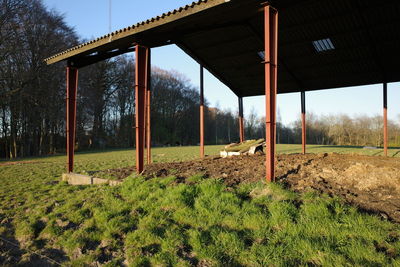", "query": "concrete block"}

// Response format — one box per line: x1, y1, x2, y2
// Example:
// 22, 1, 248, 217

61, 173, 69, 182
249, 144, 263, 155
62, 173, 123, 186
64, 173, 92, 185
109, 180, 123, 186
220, 151, 241, 158
92, 178, 109, 185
